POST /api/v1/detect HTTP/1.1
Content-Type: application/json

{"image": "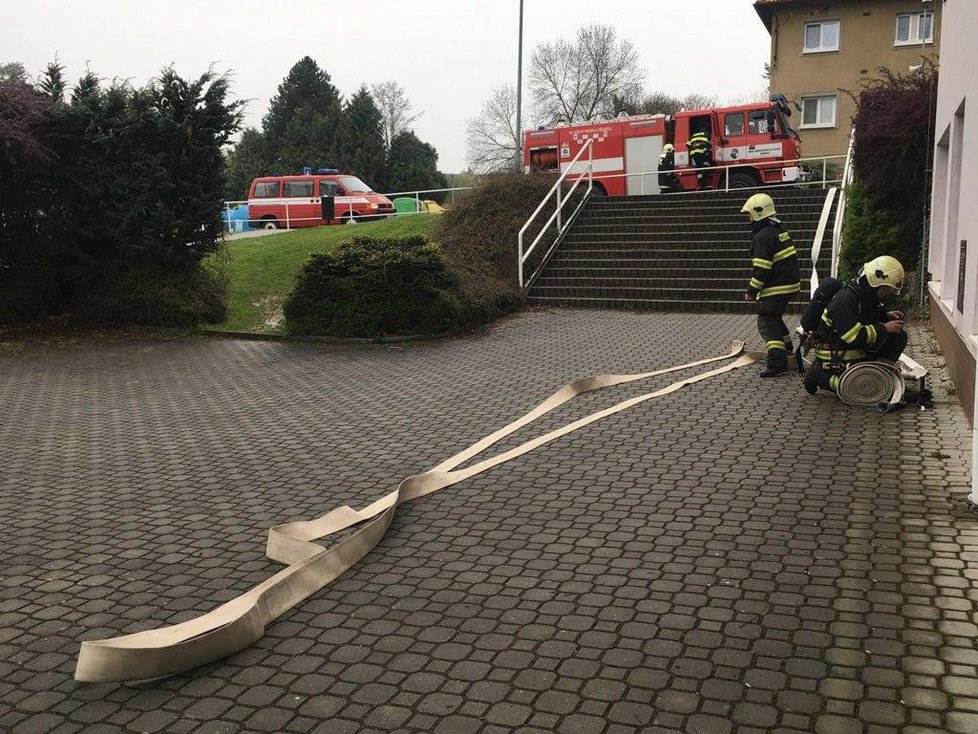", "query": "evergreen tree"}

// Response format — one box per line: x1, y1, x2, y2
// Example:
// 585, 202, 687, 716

261, 56, 341, 173
386, 131, 447, 195
225, 128, 269, 200
337, 85, 386, 188
38, 61, 67, 102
